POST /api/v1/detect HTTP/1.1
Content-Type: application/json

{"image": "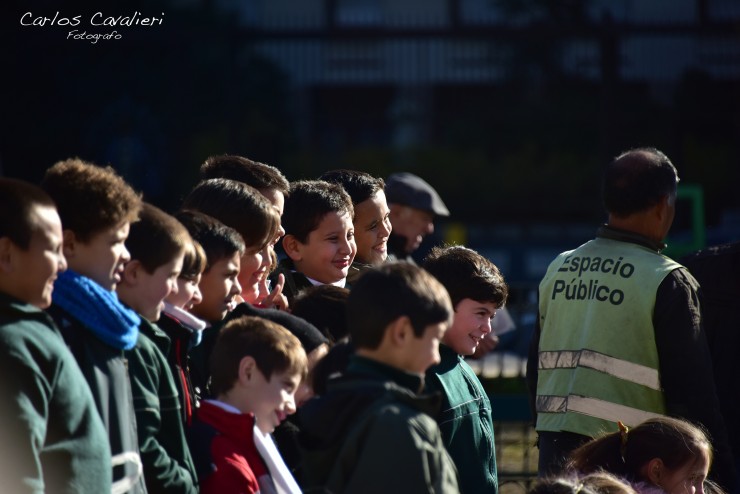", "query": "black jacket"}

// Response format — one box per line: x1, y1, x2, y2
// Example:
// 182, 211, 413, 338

299, 356, 459, 493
